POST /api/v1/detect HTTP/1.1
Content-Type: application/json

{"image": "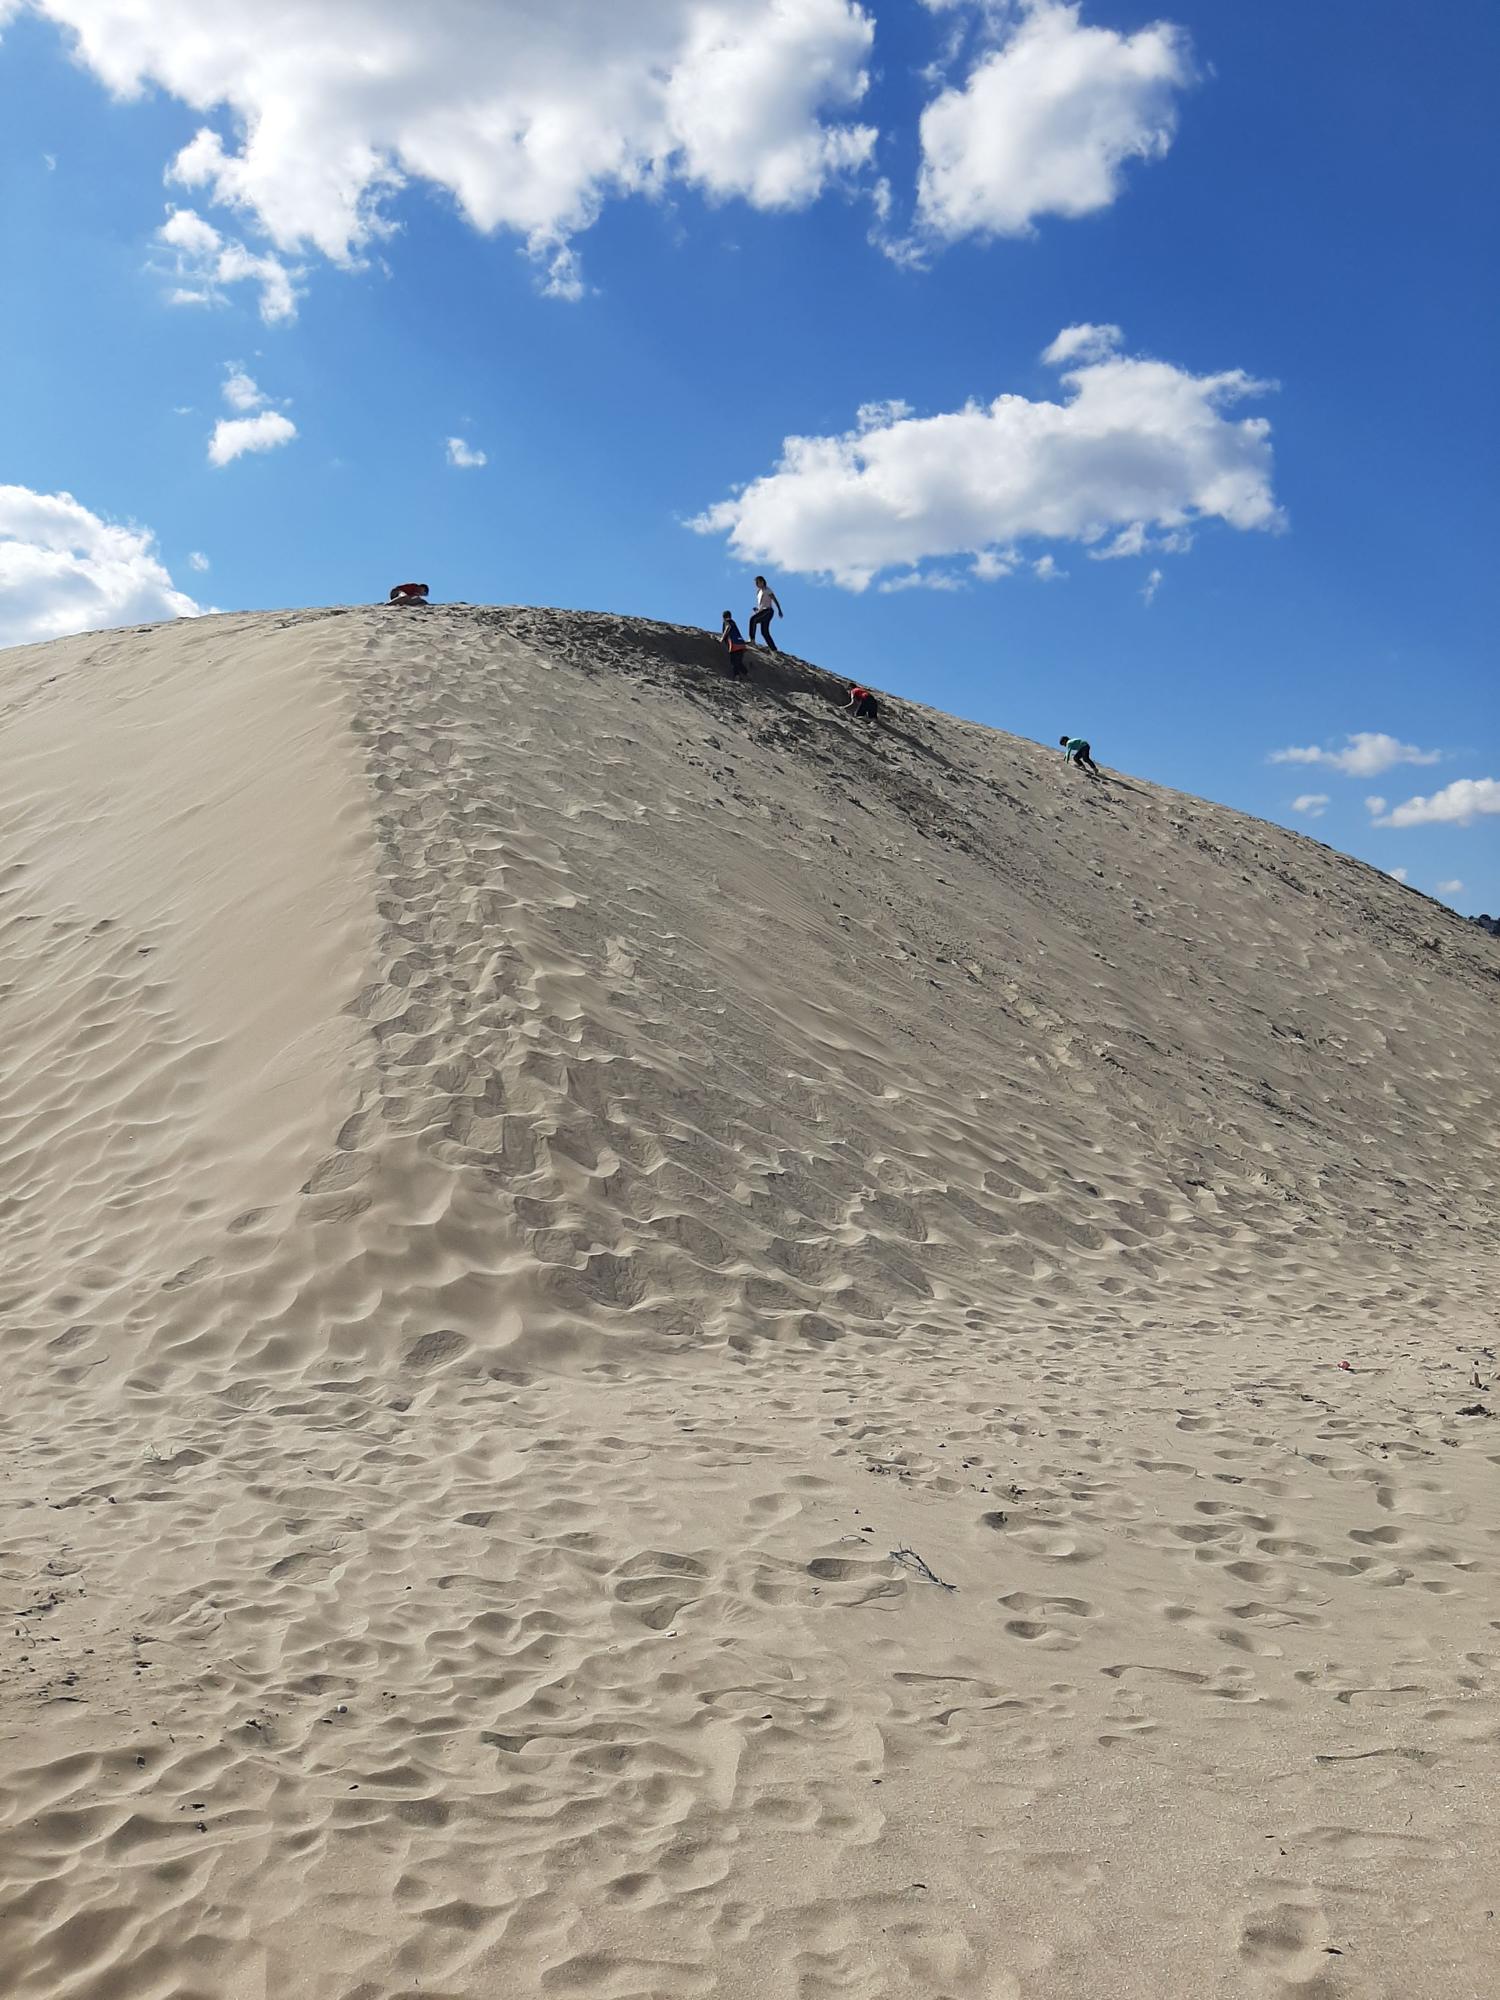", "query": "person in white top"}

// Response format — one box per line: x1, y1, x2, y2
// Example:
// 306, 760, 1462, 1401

748, 575, 783, 651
